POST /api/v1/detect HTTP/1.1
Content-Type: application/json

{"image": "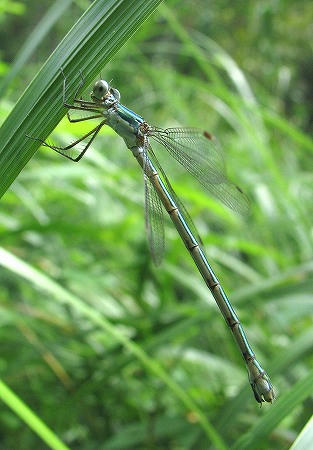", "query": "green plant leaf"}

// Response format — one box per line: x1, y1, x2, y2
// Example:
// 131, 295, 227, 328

0, 0, 163, 198
0, 379, 70, 450
0, 0, 73, 99
290, 414, 313, 450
